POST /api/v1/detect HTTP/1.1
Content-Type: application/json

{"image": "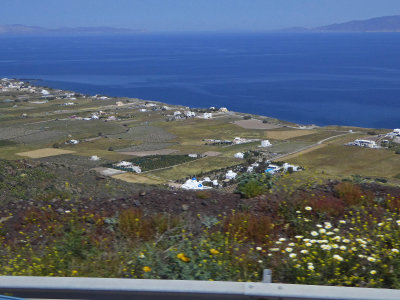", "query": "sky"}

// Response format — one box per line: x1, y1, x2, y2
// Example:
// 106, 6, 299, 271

1, 0, 400, 32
